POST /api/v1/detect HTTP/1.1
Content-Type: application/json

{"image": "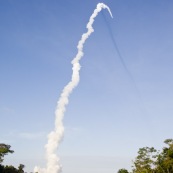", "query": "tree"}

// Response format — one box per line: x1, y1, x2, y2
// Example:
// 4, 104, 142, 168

0, 144, 14, 163
3, 165, 18, 173
18, 164, 25, 173
0, 143, 27, 173
132, 147, 157, 173
0, 164, 4, 172
117, 168, 129, 173
117, 139, 173, 173
158, 139, 173, 173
